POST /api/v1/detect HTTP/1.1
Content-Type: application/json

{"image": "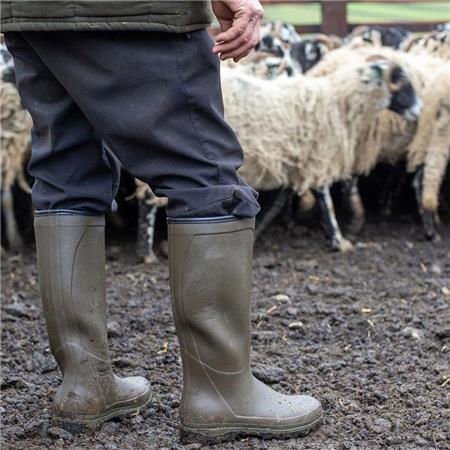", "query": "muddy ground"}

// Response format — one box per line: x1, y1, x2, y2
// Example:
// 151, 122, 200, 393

1, 217, 449, 450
